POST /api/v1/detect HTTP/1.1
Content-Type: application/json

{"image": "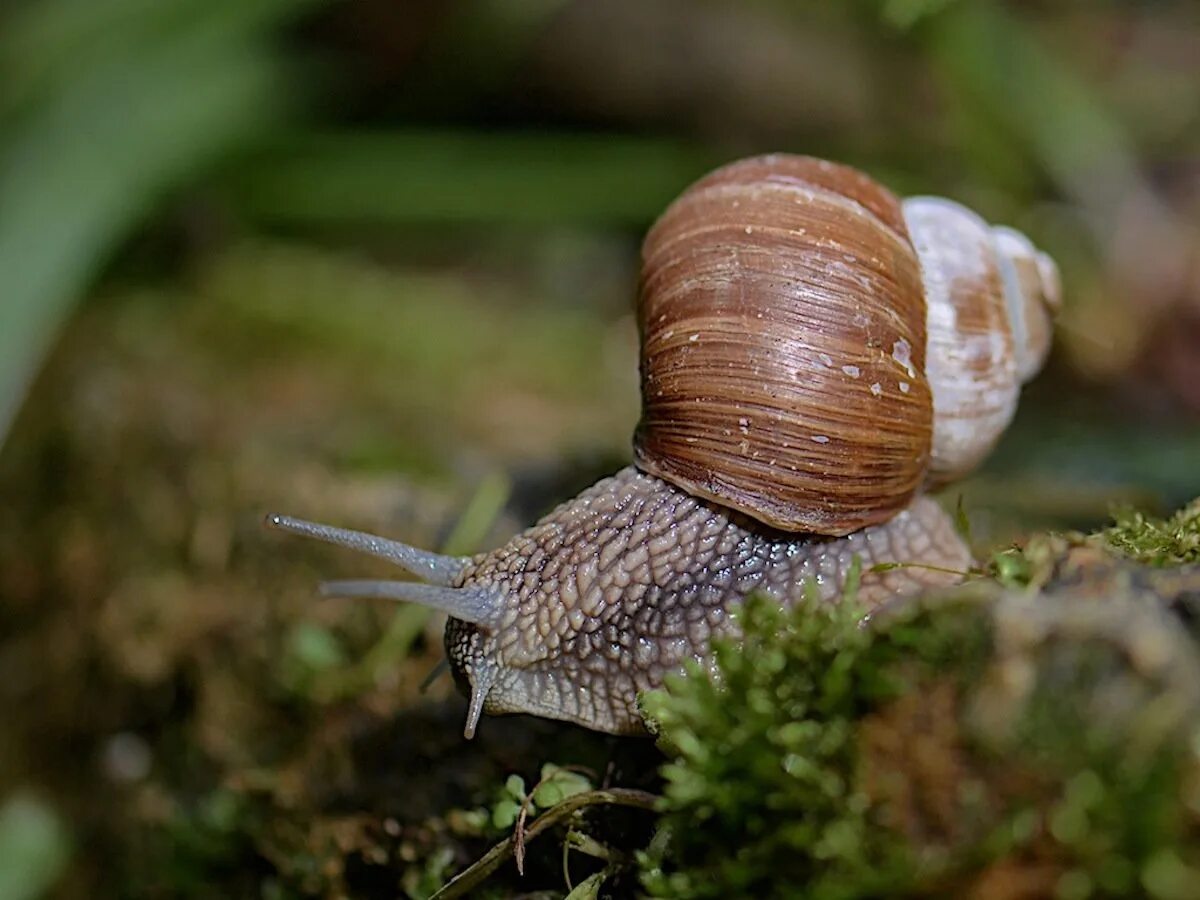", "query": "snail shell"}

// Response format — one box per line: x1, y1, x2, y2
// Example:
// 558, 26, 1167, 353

634, 155, 1060, 536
